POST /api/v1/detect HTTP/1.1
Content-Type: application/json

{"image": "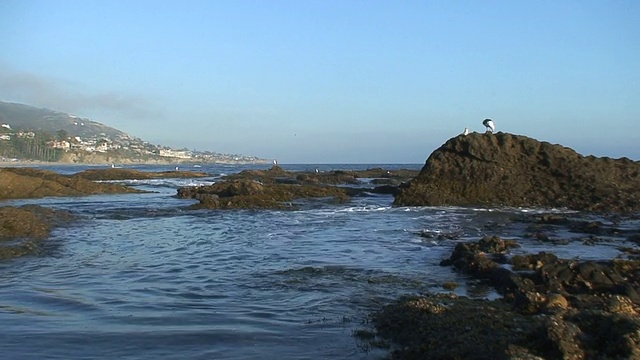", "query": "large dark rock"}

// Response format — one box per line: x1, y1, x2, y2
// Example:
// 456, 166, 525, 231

394, 132, 640, 213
